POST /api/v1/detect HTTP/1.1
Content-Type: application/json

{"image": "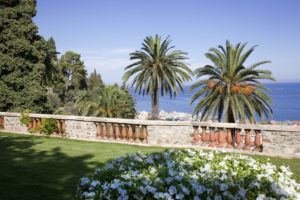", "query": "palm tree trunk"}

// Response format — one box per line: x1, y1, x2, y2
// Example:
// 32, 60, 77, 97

228, 110, 236, 147
151, 88, 159, 120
